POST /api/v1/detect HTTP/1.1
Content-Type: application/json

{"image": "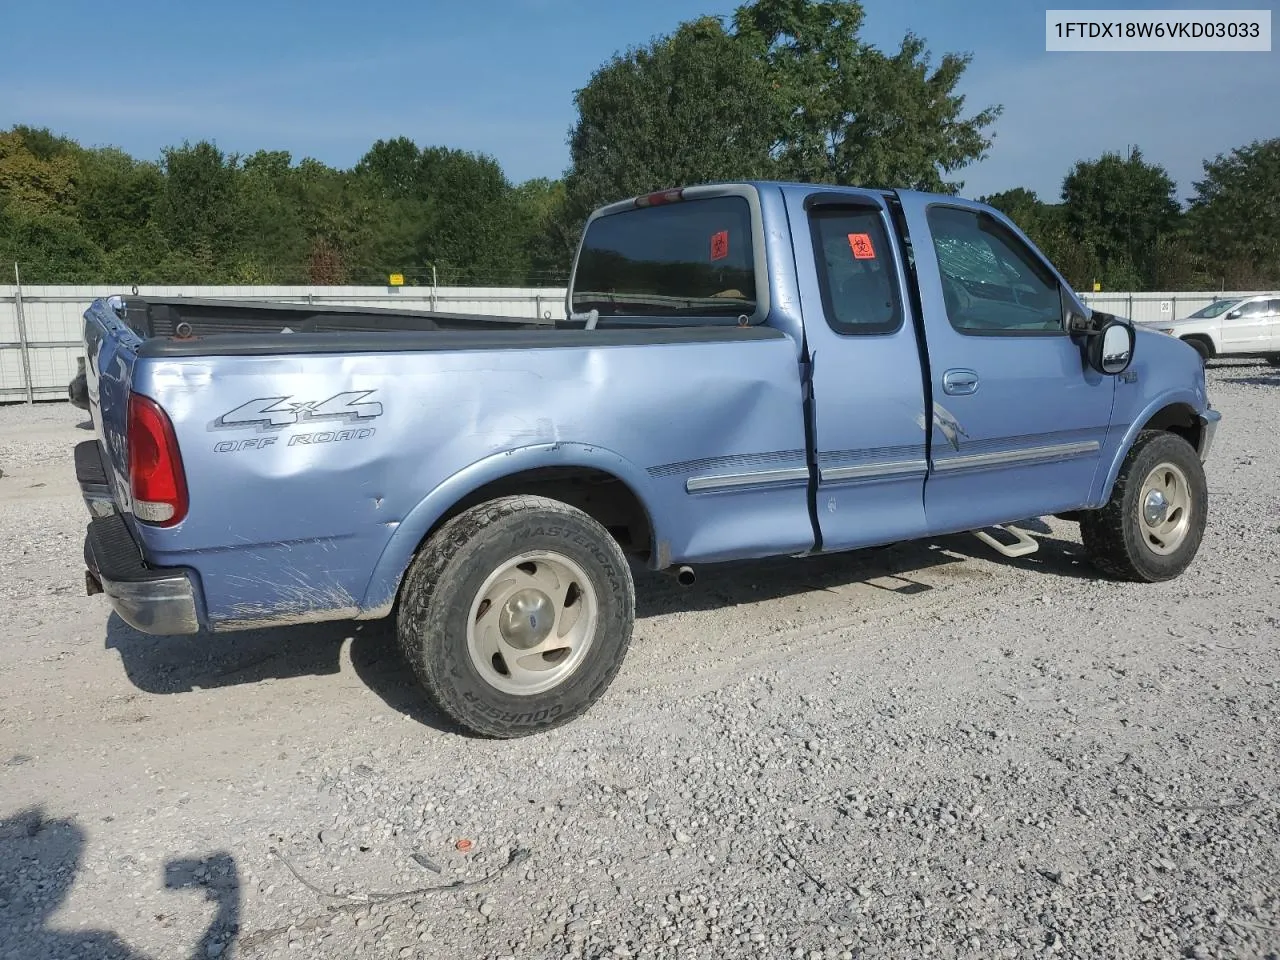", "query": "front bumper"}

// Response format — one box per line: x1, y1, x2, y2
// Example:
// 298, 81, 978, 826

1198, 408, 1222, 462
77, 439, 201, 635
